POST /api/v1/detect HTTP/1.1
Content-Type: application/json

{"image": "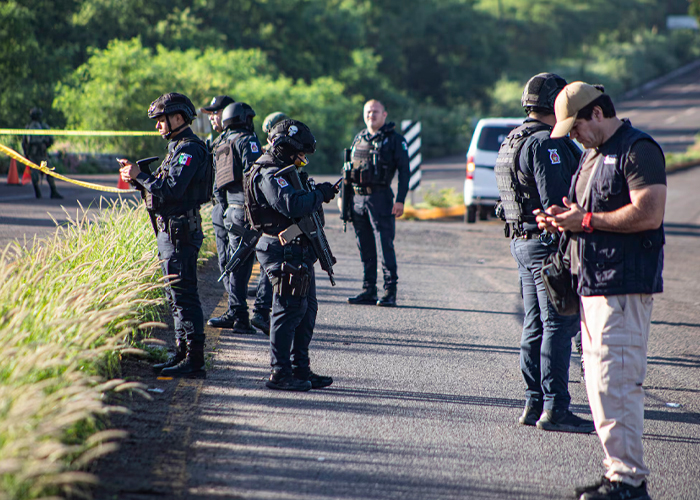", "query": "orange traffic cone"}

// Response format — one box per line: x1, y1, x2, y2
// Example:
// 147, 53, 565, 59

117, 175, 131, 190
7, 158, 20, 185
21, 166, 32, 185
